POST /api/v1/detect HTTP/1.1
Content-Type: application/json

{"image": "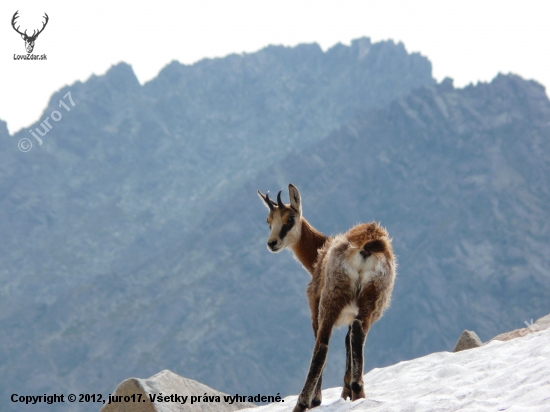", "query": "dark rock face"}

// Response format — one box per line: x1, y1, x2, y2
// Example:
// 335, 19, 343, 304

453, 330, 483, 352
1, 38, 550, 412
170, 74, 550, 398
0, 38, 435, 412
